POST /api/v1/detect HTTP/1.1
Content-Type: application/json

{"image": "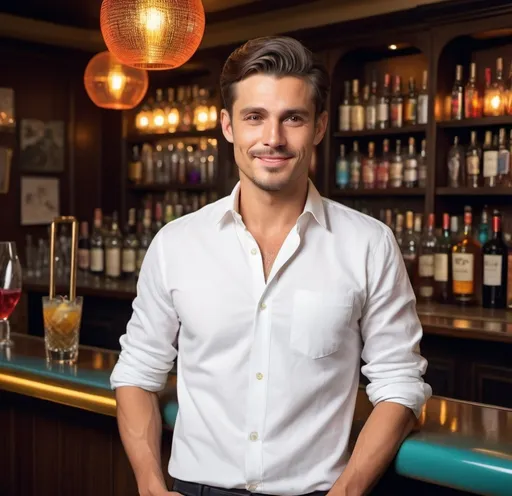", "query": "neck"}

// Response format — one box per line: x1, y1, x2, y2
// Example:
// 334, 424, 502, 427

238, 176, 309, 236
